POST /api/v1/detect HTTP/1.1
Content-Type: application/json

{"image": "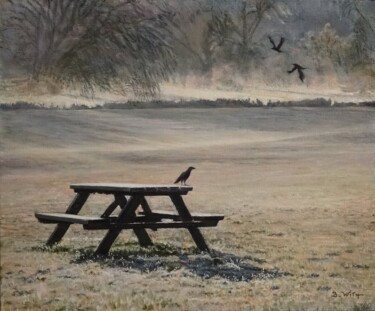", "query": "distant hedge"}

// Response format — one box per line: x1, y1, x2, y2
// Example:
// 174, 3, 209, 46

0, 99, 374, 110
